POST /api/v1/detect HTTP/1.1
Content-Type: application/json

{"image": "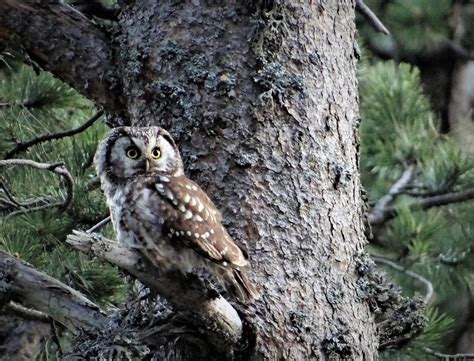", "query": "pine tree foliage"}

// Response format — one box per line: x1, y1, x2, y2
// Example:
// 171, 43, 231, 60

360, 60, 474, 358
0, 61, 127, 307
381, 307, 454, 361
